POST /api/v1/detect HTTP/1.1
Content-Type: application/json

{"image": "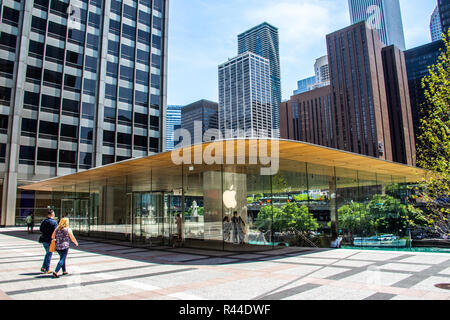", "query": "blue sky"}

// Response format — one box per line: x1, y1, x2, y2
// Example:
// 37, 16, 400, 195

167, 0, 438, 106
